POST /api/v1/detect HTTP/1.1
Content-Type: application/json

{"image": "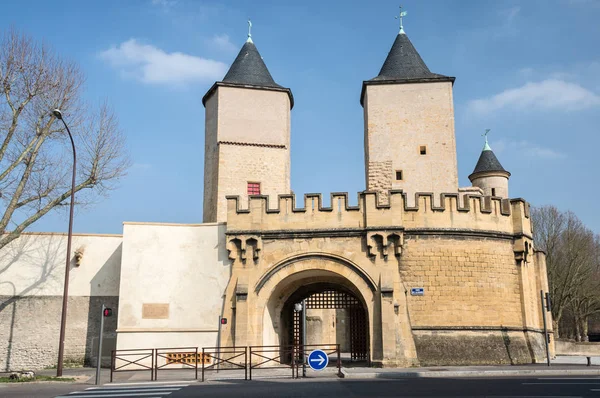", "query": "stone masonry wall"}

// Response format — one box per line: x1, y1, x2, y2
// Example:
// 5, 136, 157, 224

205, 86, 291, 223
367, 161, 392, 205
400, 236, 522, 327
364, 82, 459, 201
0, 233, 122, 371
202, 91, 219, 223
215, 144, 290, 223
0, 295, 118, 371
